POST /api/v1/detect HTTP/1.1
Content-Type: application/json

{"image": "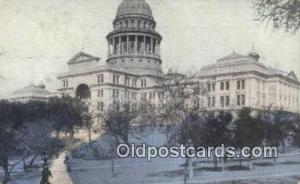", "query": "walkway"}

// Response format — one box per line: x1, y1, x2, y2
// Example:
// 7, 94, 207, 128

50, 152, 73, 184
